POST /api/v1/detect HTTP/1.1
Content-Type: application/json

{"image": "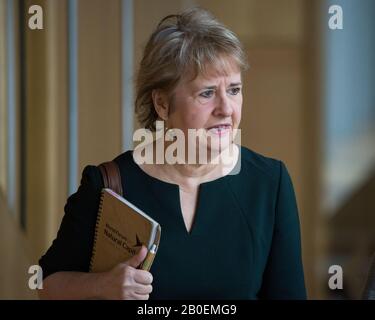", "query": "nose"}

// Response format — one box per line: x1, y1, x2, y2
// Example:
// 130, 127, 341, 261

213, 92, 233, 117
